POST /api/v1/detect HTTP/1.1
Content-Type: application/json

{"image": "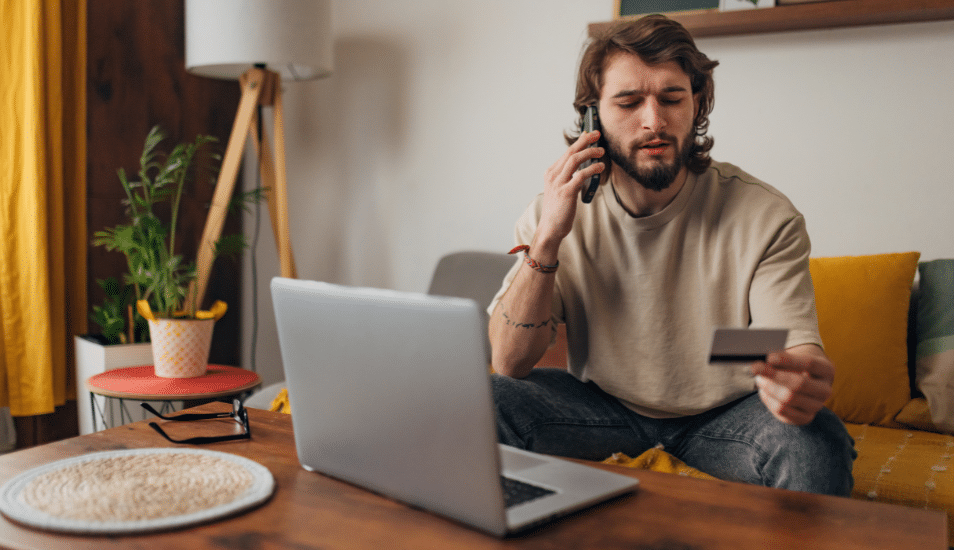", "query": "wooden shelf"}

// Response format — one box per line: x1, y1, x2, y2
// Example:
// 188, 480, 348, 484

589, 0, 954, 38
